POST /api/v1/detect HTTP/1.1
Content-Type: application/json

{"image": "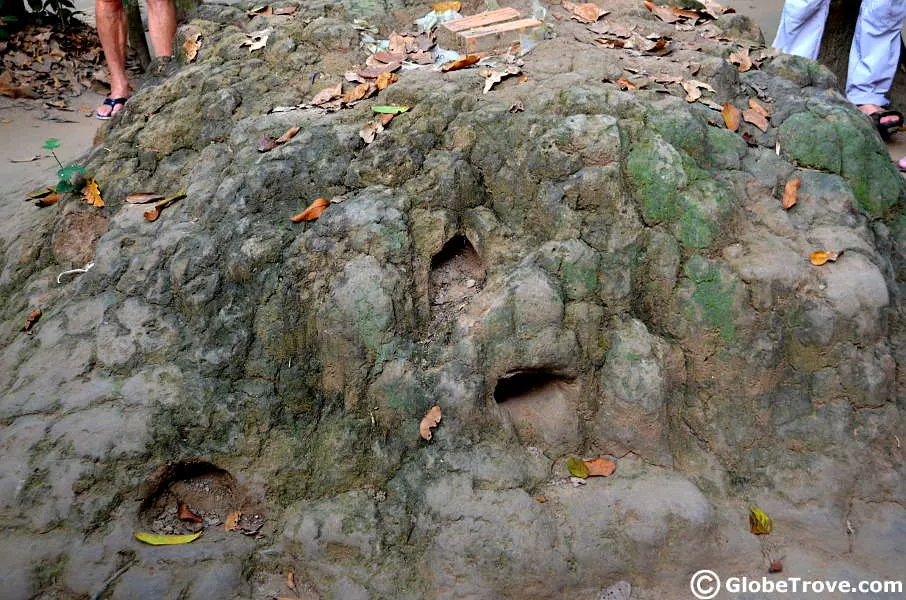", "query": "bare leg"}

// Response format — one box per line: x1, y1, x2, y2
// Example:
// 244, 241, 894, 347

95, 0, 130, 117
146, 0, 176, 58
